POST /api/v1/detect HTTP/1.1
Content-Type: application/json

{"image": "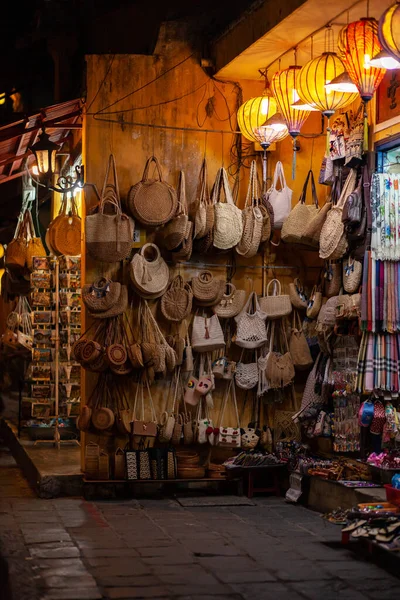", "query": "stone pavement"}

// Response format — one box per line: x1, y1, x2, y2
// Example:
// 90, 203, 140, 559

0, 444, 399, 600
